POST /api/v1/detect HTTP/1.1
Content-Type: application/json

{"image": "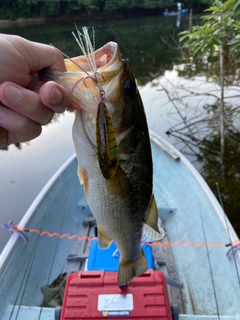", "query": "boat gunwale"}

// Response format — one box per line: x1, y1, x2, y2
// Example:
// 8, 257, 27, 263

0, 154, 76, 273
